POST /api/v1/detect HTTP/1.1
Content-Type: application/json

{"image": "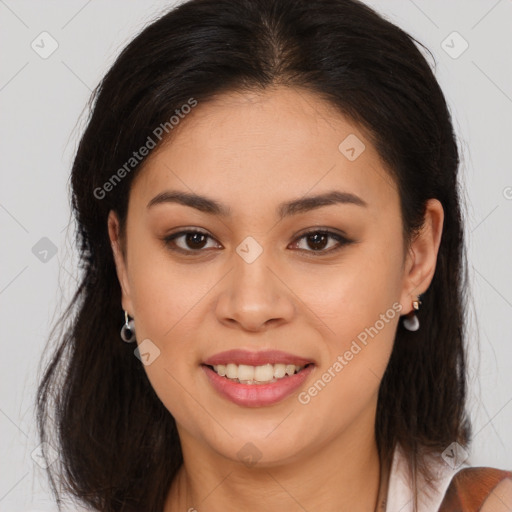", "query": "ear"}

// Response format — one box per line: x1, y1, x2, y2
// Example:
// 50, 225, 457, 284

399, 198, 444, 314
107, 210, 134, 316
